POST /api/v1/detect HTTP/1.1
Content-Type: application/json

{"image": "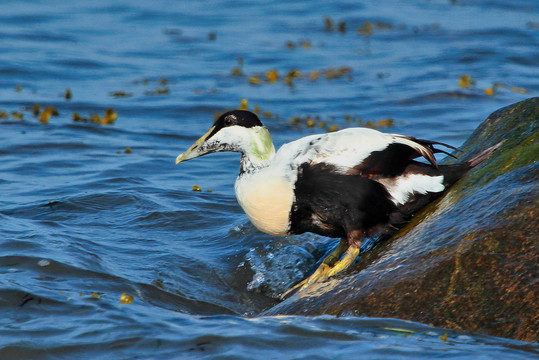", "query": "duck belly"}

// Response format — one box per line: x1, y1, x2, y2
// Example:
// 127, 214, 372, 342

235, 172, 294, 236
